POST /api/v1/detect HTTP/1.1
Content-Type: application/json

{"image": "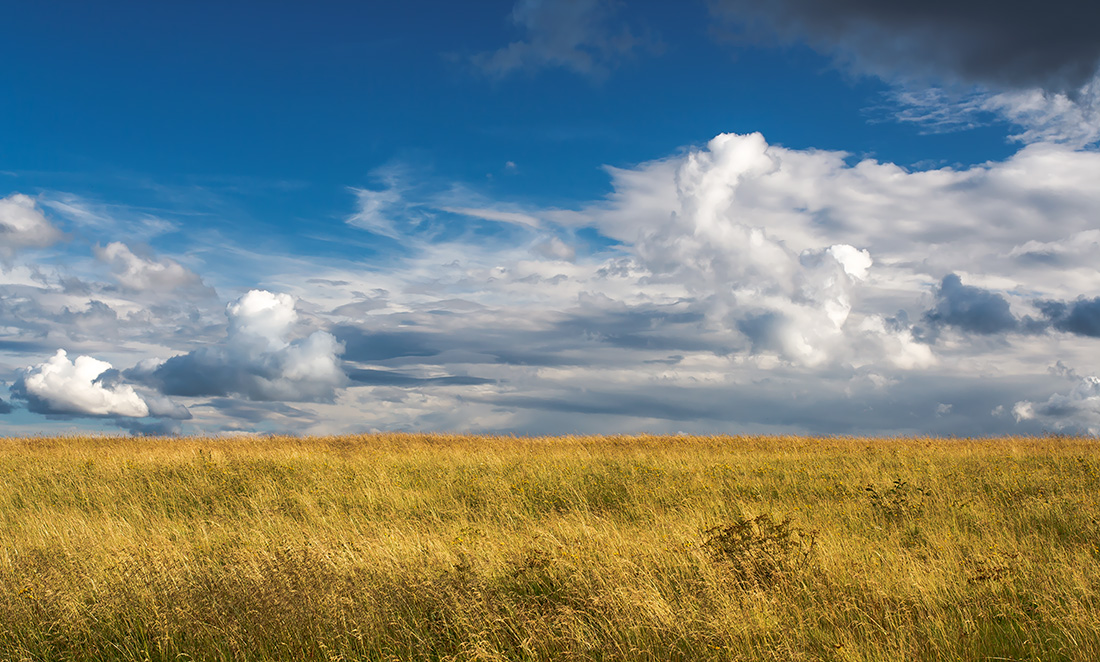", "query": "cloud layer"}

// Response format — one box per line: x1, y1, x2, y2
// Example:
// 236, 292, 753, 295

3, 127, 1100, 436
